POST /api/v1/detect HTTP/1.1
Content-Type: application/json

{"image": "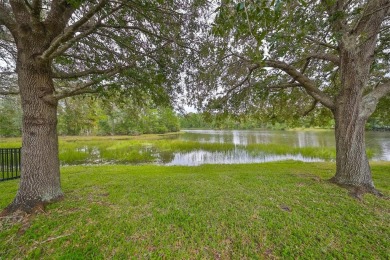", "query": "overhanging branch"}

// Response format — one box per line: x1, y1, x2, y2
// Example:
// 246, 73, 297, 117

0, 90, 19, 95
0, 71, 16, 75
48, 5, 122, 59
365, 81, 390, 100
302, 100, 318, 116
305, 36, 338, 50
0, 4, 16, 33
226, 53, 335, 109
53, 80, 102, 100
307, 53, 340, 66
225, 64, 260, 96
52, 66, 121, 79
352, 0, 390, 34
51, 63, 135, 100
361, 80, 390, 119
40, 0, 109, 61
267, 82, 302, 89
264, 59, 335, 110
